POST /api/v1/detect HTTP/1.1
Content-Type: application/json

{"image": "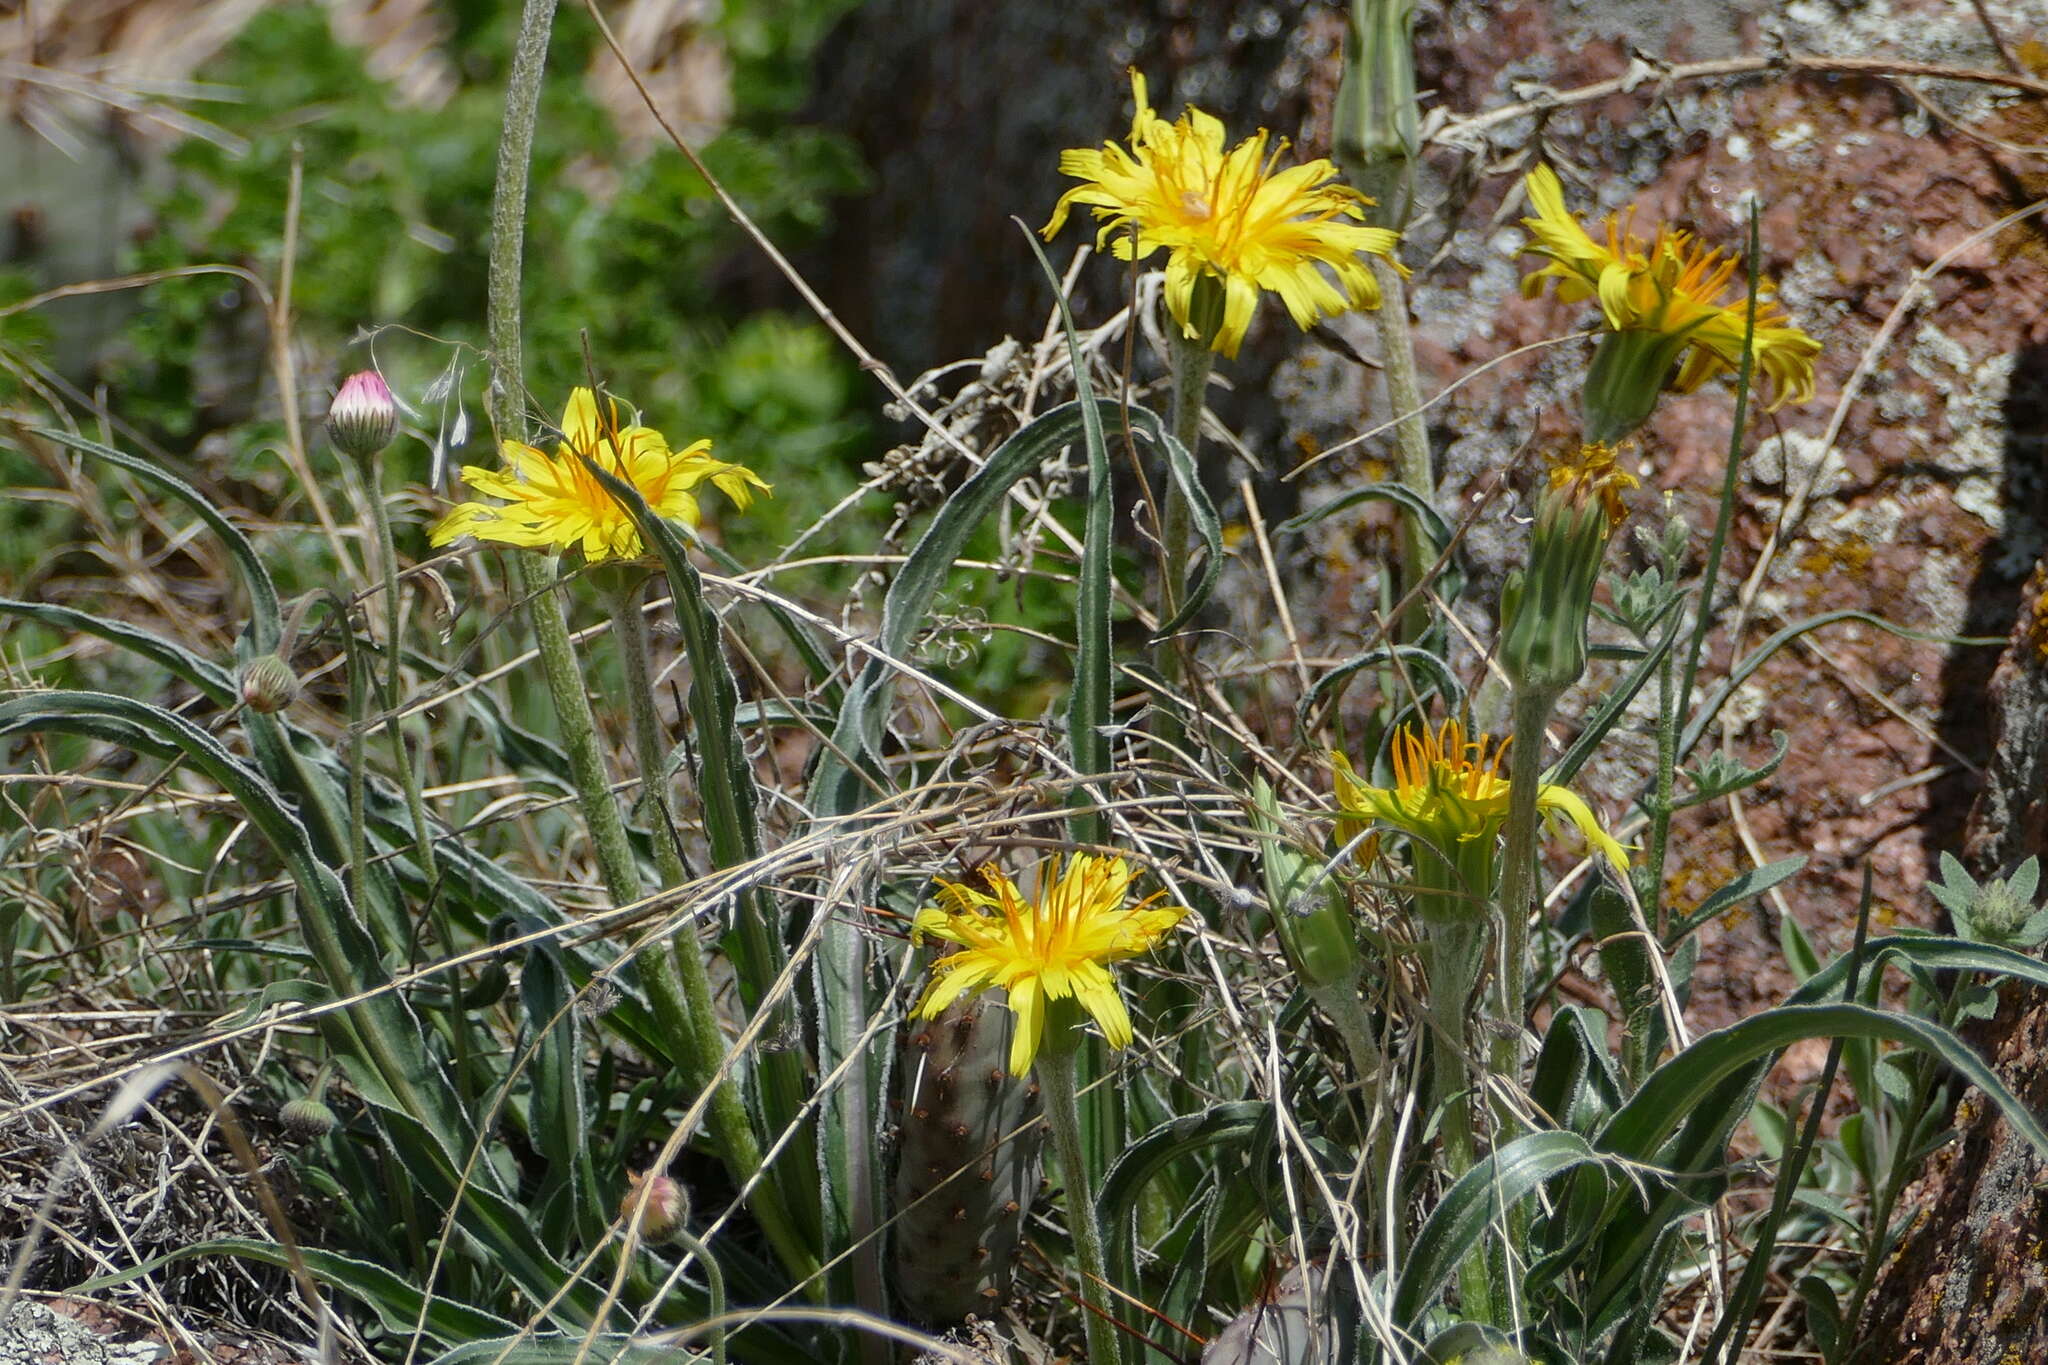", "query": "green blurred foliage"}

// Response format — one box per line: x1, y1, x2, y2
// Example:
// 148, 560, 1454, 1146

104, 1, 870, 561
